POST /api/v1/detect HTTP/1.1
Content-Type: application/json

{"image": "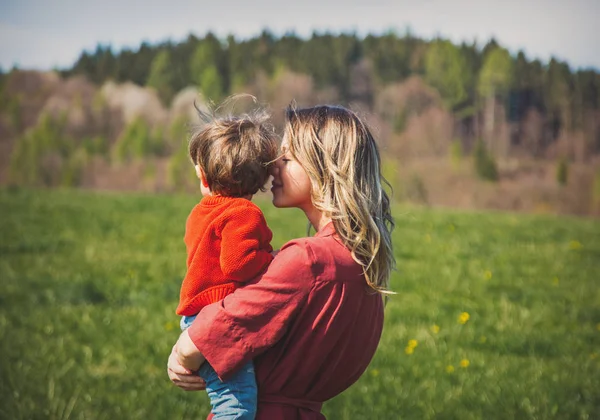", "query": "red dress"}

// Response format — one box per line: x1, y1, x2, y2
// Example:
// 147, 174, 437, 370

188, 222, 384, 419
